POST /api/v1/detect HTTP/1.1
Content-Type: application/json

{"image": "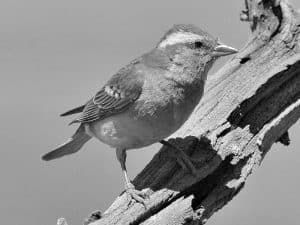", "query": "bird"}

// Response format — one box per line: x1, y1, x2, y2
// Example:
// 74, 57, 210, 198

42, 24, 238, 204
